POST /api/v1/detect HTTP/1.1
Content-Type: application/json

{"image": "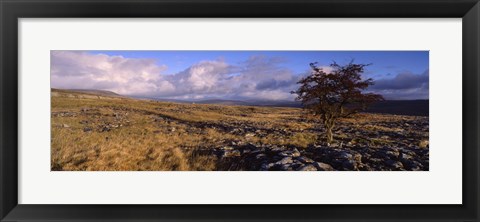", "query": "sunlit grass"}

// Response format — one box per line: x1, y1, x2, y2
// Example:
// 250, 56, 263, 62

51, 89, 428, 171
